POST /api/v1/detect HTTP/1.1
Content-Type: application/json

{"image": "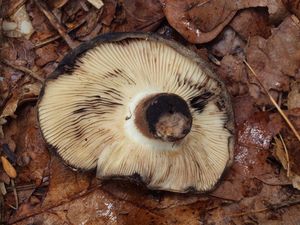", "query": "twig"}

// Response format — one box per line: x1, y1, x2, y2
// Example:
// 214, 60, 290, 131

244, 60, 300, 143
34, 0, 79, 49
34, 35, 61, 48
11, 180, 18, 209
6, 183, 36, 192
1, 59, 44, 82
34, 15, 87, 48
279, 133, 290, 177
227, 198, 300, 218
